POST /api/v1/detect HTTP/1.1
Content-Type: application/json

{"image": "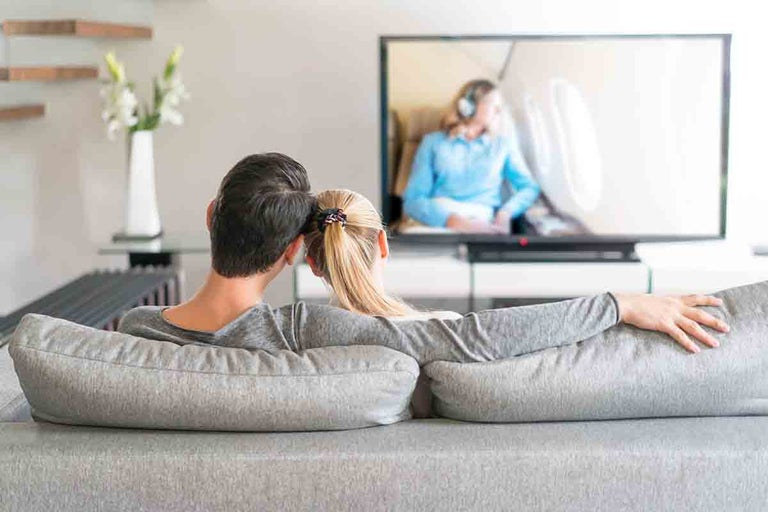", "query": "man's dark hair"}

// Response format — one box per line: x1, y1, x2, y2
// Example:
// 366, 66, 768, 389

210, 153, 316, 277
